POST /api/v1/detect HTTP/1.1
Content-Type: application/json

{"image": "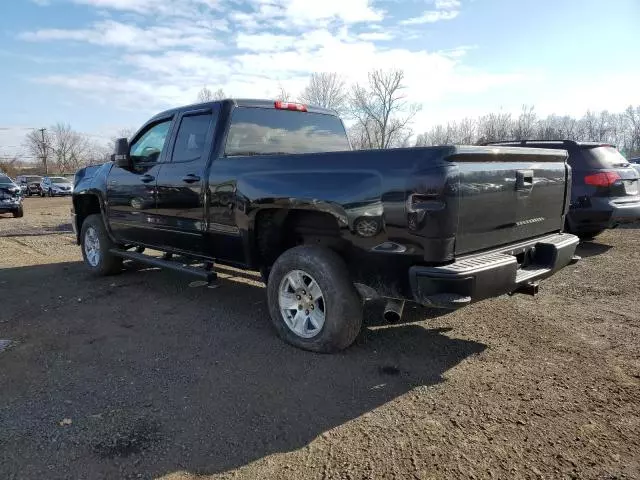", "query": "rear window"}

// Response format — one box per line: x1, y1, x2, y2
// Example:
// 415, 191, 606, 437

580, 146, 629, 169
224, 107, 350, 156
